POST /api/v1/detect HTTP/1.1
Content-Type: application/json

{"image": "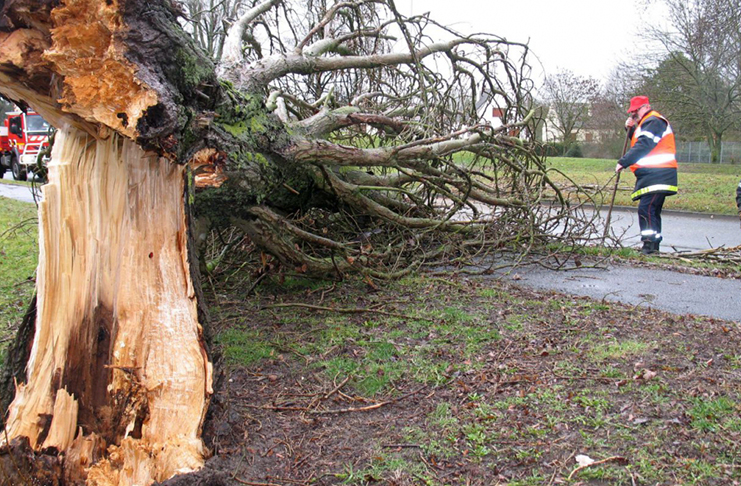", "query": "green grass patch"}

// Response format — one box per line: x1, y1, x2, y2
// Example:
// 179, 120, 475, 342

0, 197, 38, 343
215, 328, 276, 366
590, 339, 650, 361
0, 178, 33, 188
688, 396, 741, 432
